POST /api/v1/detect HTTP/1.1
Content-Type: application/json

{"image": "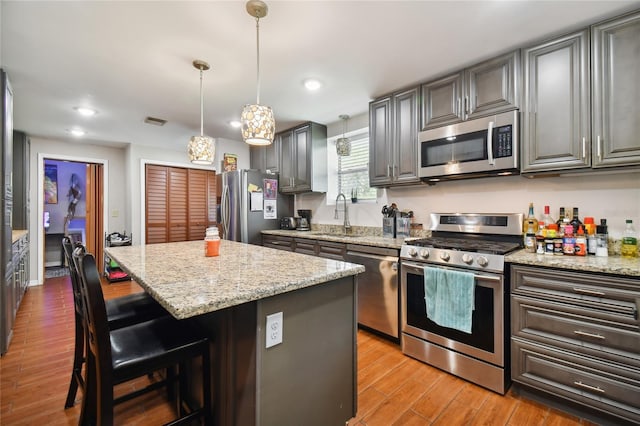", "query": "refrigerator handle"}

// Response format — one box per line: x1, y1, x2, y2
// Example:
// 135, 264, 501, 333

221, 184, 230, 238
